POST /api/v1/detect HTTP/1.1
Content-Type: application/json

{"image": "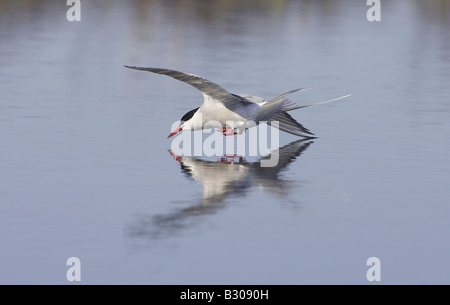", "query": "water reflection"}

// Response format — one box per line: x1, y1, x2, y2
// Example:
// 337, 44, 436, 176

126, 139, 313, 240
